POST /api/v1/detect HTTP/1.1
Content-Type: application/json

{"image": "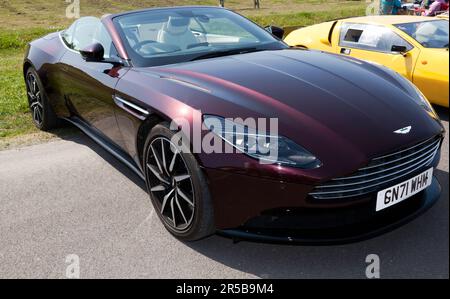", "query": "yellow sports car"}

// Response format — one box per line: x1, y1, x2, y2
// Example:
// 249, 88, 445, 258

284, 16, 449, 107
